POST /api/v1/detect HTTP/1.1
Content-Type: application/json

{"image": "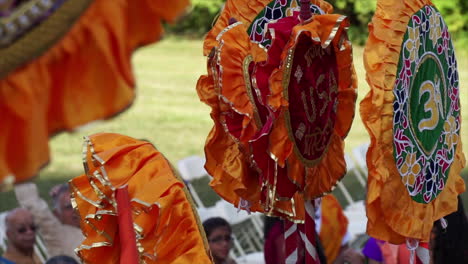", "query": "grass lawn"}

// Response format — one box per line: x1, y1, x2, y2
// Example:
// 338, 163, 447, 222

1, 37, 467, 211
